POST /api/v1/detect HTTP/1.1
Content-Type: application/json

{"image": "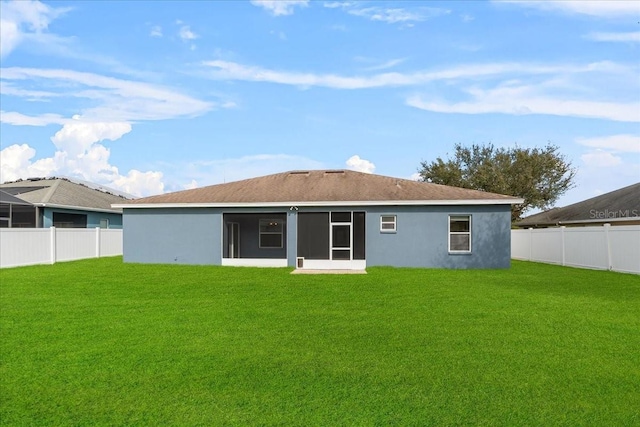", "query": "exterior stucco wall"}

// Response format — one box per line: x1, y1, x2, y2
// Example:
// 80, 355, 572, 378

42, 207, 123, 229
122, 204, 512, 268
362, 205, 511, 269
123, 208, 222, 265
